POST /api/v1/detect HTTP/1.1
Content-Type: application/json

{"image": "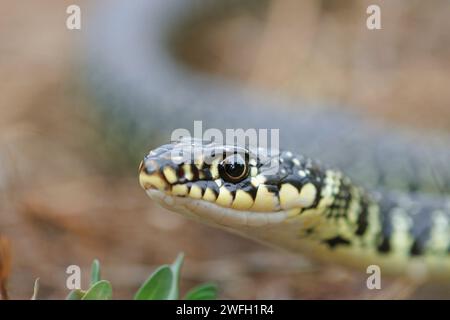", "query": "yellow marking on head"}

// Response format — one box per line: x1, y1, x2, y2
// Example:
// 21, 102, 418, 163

298, 183, 317, 207
189, 184, 203, 199
292, 158, 300, 166
232, 190, 254, 210
203, 188, 217, 202
194, 154, 204, 170
163, 167, 178, 184
183, 164, 194, 180
252, 185, 279, 211
251, 175, 266, 188
215, 179, 223, 187
279, 184, 299, 209
216, 187, 233, 207
210, 158, 220, 178
172, 184, 188, 196
139, 174, 167, 191
279, 183, 316, 210
250, 167, 258, 177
